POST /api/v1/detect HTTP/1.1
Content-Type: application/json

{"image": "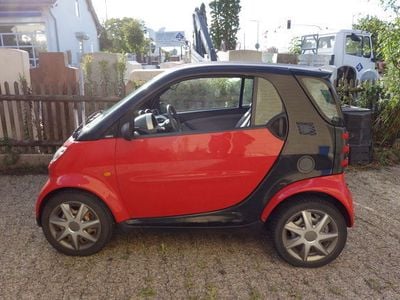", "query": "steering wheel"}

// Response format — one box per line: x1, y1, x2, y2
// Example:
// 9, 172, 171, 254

166, 104, 182, 132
